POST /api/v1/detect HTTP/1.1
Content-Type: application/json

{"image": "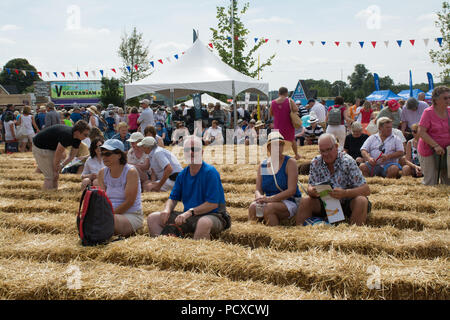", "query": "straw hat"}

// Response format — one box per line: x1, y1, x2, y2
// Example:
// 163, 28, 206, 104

87, 105, 99, 114
267, 131, 285, 145
255, 120, 265, 128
